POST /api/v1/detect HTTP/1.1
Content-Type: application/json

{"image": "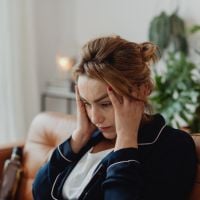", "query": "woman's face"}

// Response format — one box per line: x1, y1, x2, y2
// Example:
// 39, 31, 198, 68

77, 75, 116, 140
